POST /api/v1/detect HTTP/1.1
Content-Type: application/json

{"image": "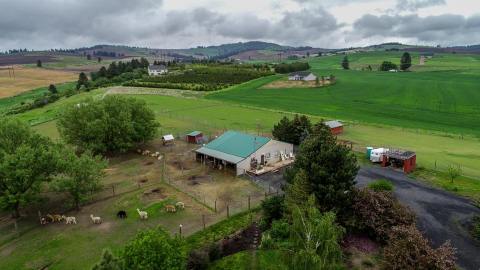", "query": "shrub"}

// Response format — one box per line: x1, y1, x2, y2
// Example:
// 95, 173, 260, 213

123, 228, 185, 270
351, 188, 415, 241
379, 61, 398, 71
383, 225, 456, 270
260, 196, 285, 229
186, 249, 210, 270
368, 179, 393, 192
